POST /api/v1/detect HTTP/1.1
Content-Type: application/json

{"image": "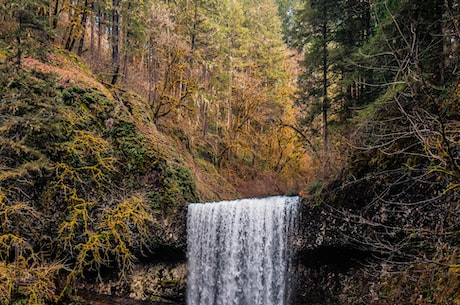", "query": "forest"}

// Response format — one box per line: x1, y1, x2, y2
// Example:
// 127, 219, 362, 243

0, 0, 458, 304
